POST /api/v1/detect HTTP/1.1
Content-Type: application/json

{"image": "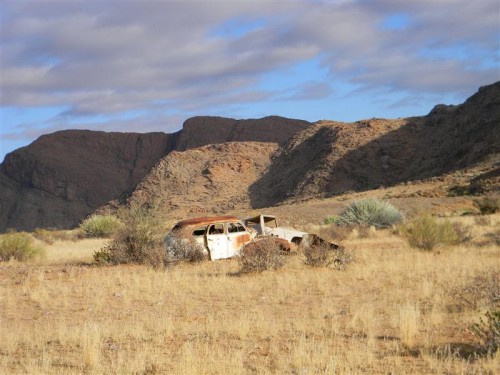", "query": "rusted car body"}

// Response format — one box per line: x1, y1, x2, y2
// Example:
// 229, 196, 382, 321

244, 214, 308, 247
165, 215, 252, 261
244, 214, 339, 250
